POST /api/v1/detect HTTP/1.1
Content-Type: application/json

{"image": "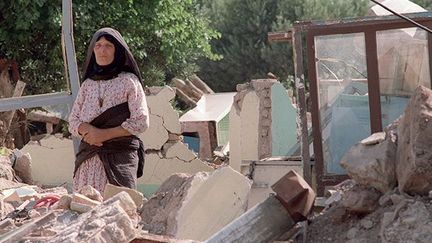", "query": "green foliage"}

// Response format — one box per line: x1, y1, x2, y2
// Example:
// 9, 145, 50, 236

0, 0, 220, 94
197, 0, 370, 92
412, 0, 432, 10
197, 0, 281, 91
0, 0, 63, 95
